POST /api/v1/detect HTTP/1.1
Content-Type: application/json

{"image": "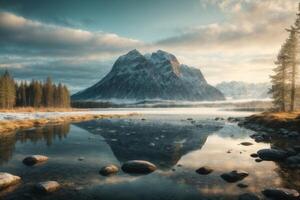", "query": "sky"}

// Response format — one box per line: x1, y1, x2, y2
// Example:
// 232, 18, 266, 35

0, 0, 299, 93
